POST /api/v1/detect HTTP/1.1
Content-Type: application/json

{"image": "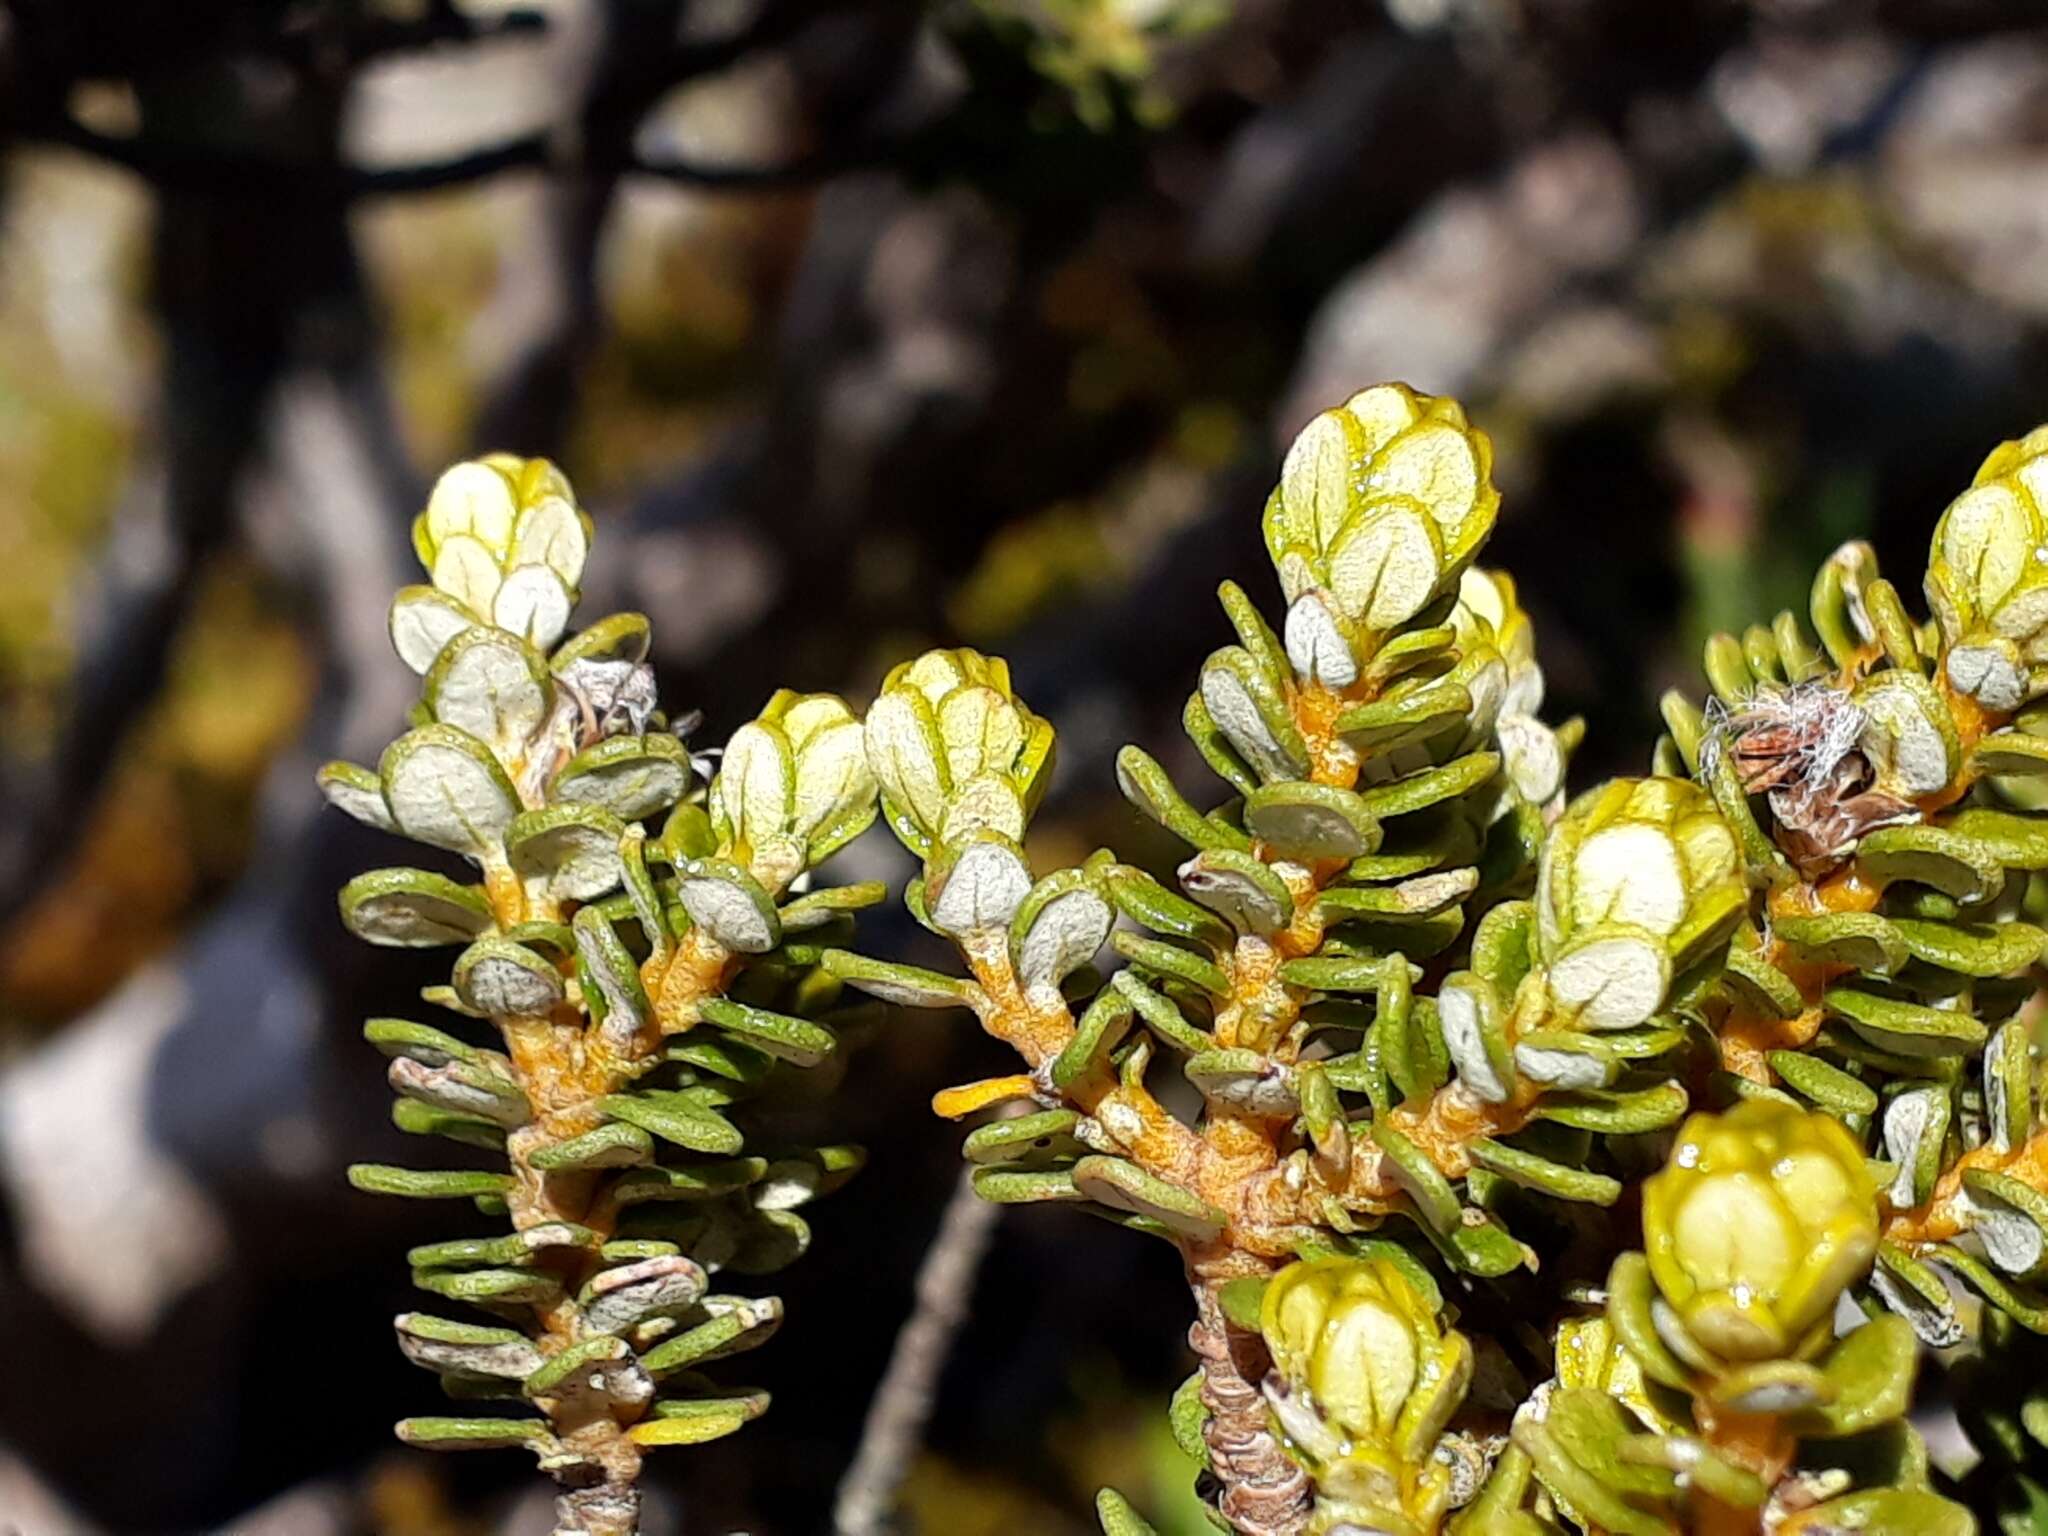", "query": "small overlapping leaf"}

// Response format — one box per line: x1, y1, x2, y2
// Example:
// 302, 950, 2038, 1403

1641, 1101, 1878, 1363
425, 627, 552, 759
675, 858, 782, 954
1243, 781, 1379, 861
1535, 777, 1743, 1031
715, 692, 876, 888
1927, 425, 2048, 710
863, 649, 1054, 860
1009, 869, 1113, 995
379, 725, 522, 862
340, 869, 493, 947
554, 734, 692, 823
